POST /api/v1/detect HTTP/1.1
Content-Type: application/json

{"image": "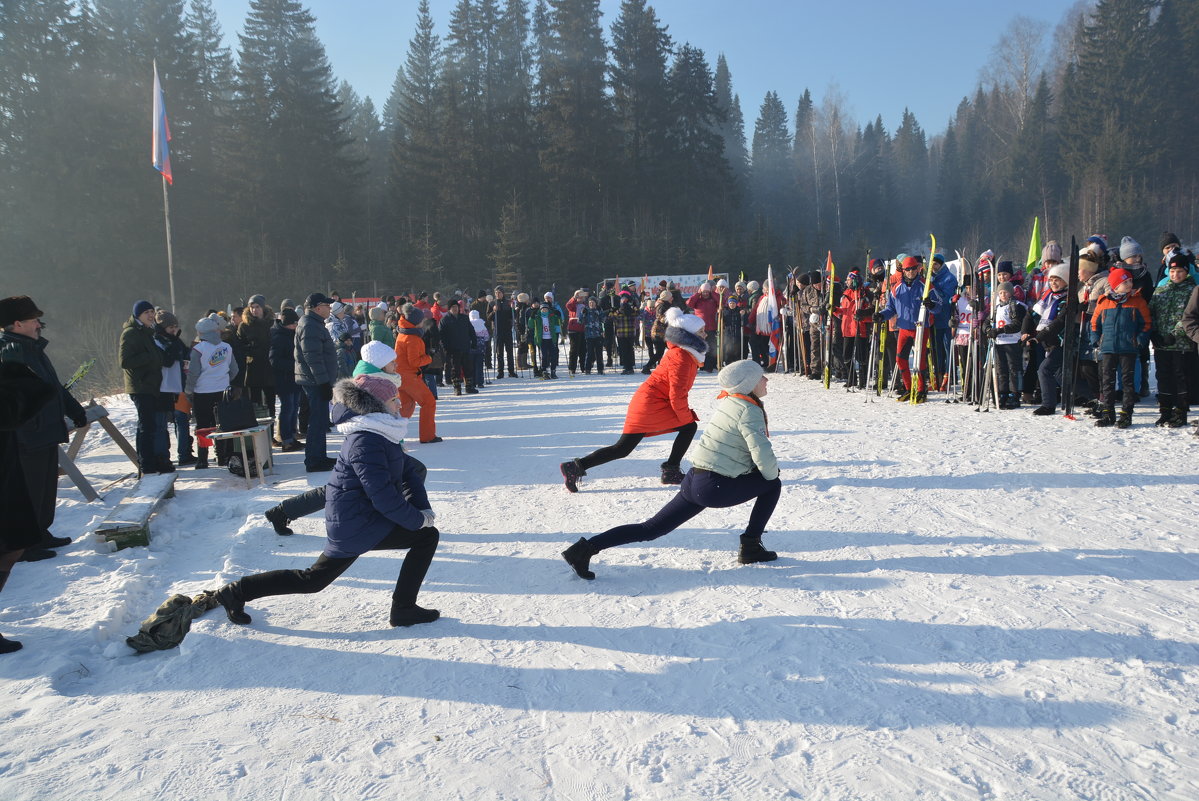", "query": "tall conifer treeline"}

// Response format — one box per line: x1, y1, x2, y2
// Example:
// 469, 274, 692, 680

1, 0, 1196, 389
